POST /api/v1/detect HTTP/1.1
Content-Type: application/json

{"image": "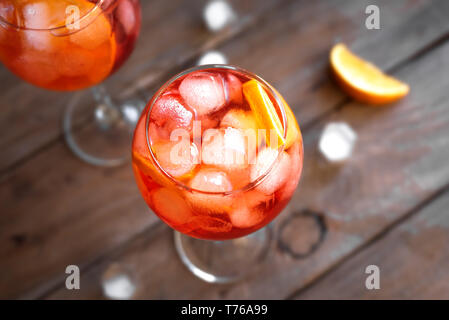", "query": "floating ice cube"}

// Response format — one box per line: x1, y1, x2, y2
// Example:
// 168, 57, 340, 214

151, 94, 193, 133
58, 47, 97, 77
226, 73, 243, 104
14, 53, 60, 86
220, 109, 262, 149
251, 148, 291, 195
229, 191, 268, 228
23, 3, 52, 51
221, 109, 259, 136
188, 215, 232, 233
116, 0, 138, 35
197, 50, 228, 66
147, 121, 169, 143
229, 206, 261, 229
23, 3, 46, 28
153, 141, 199, 178
203, 0, 236, 33
202, 128, 249, 170
151, 188, 192, 224
318, 122, 357, 162
281, 141, 302, 200
69, 6, 111, 50
190, 168, 232, 193
186, 169, 233, 213
223, 128, 248, 168
196, 116, 220, 135
101, 263, 136, 300
179, 71, 226, 116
